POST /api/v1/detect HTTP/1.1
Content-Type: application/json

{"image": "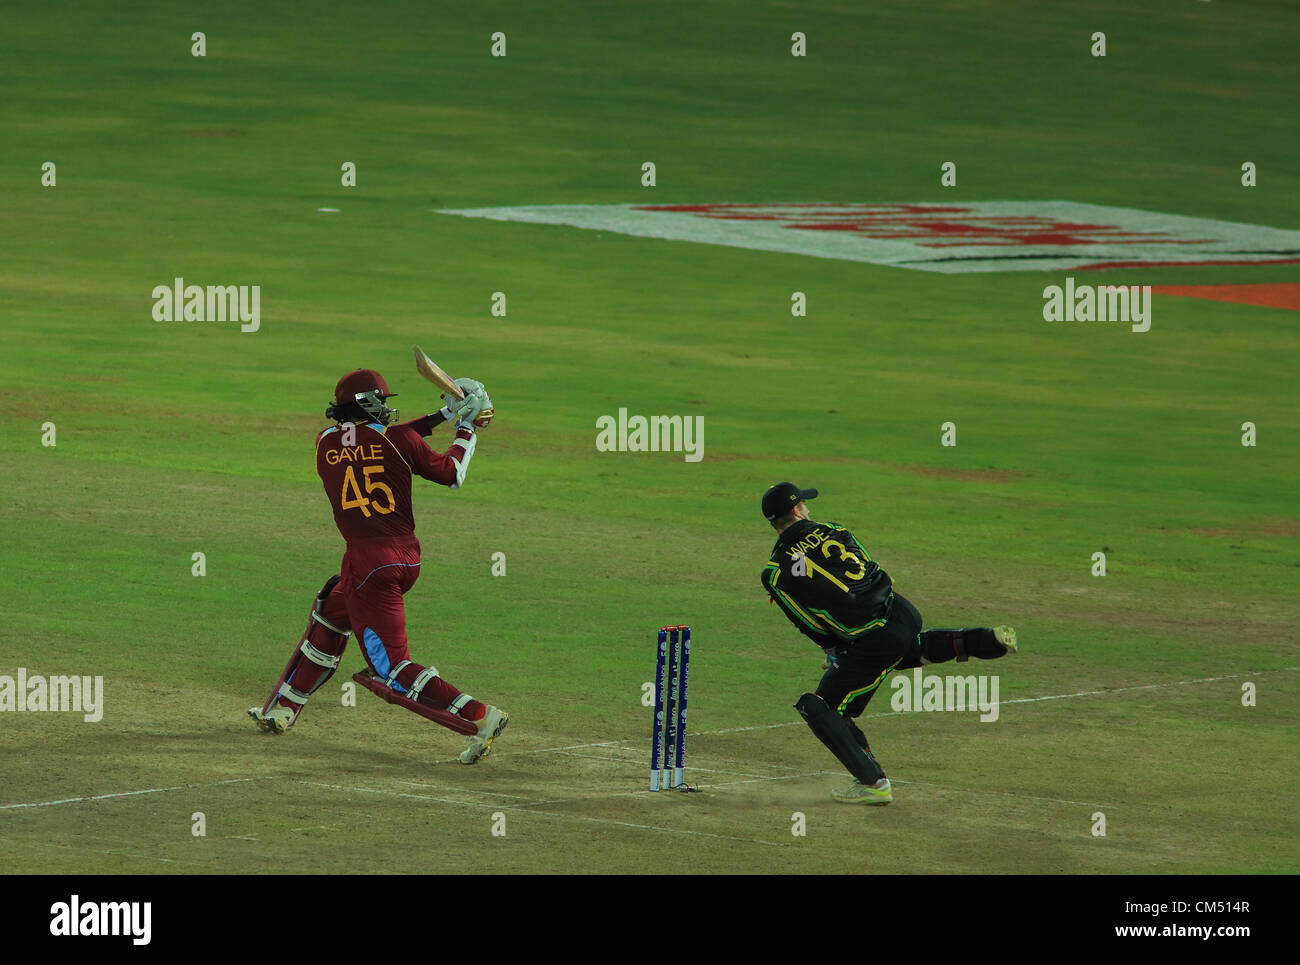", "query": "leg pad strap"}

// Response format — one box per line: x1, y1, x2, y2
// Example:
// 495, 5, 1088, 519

311, 609, 351, 636
301, 640, 342, 669
407, 666, 440, 702
385, 660, 412, 689
351, 671, 478, 736
277, 683, 310, 706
